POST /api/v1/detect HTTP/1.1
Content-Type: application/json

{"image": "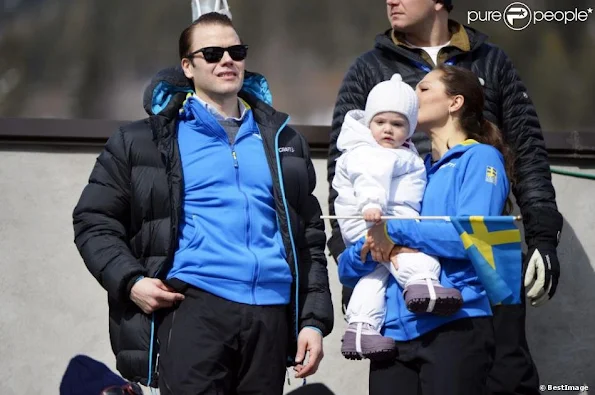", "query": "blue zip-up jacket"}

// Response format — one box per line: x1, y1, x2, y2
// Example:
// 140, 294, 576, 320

167, 96, 293, 305
338, 140, 509, 340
